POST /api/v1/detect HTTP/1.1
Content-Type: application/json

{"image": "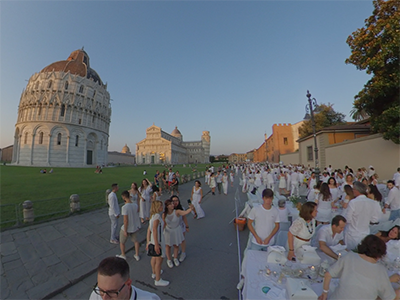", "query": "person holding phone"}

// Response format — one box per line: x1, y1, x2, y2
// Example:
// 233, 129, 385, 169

163, 199, 194, 268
